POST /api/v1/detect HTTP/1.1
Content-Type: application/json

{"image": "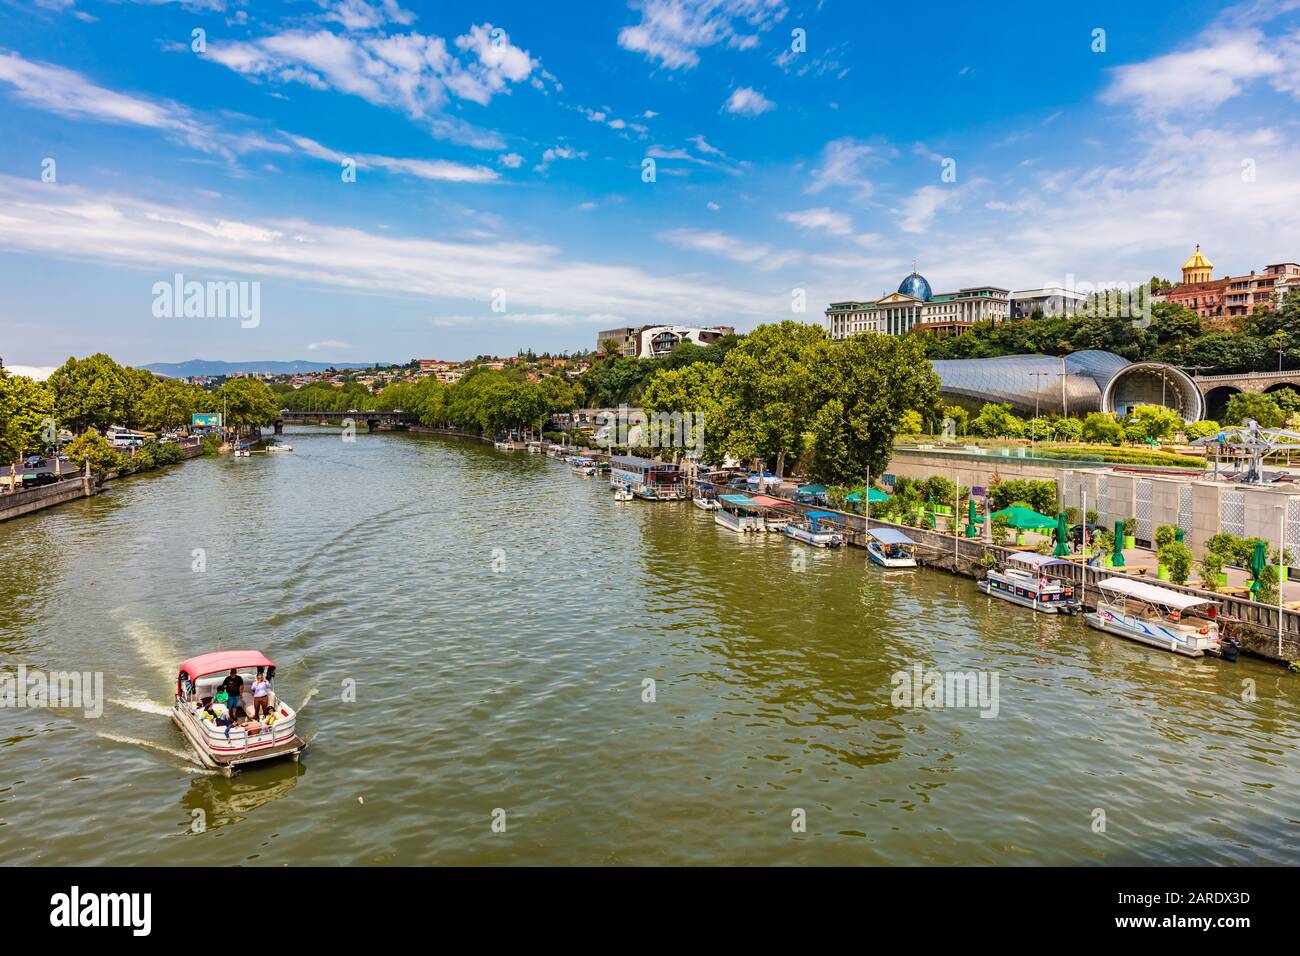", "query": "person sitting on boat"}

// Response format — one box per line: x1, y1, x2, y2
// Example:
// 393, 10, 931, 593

251, 669, 272, 719
200, 697, 234, 738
